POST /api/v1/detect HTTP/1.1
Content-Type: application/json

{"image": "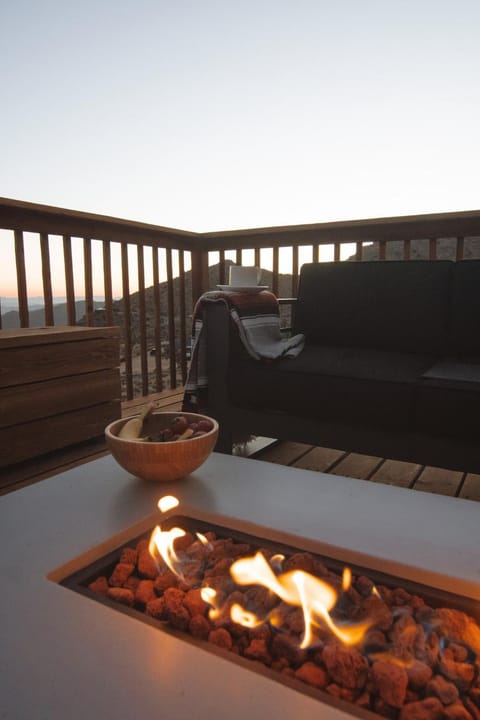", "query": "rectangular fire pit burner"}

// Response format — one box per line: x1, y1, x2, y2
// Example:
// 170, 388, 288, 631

60, 515, 480, 720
